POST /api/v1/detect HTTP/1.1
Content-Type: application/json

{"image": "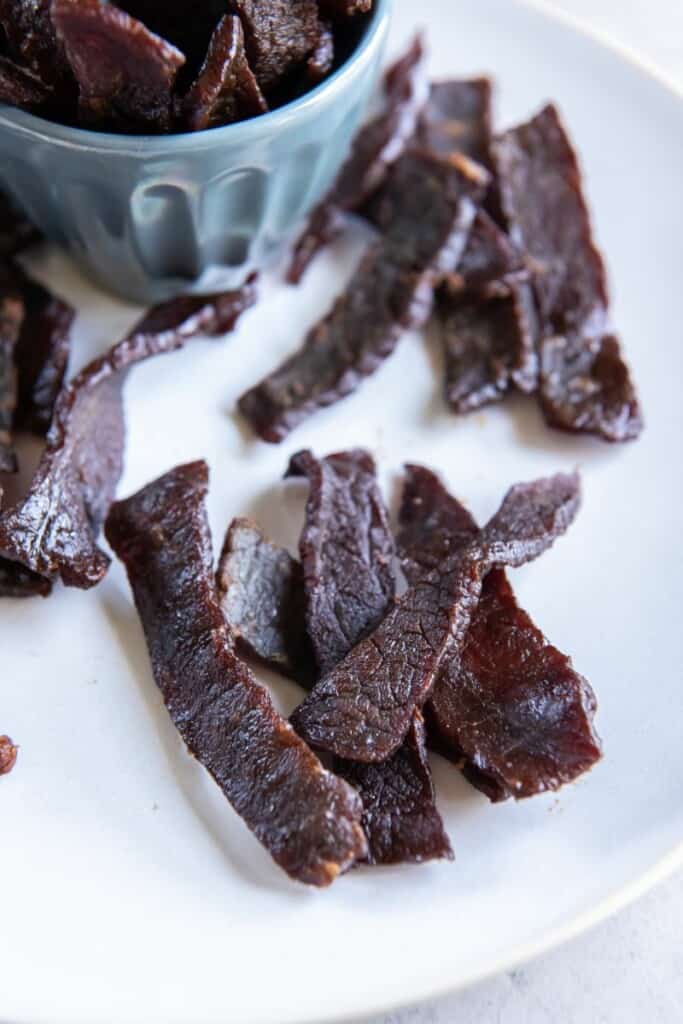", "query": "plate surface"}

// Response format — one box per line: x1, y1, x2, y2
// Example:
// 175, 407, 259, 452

2, 2, 682, 1022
